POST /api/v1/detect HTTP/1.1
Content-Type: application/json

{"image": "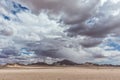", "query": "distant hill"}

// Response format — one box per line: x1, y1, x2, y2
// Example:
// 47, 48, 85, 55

1, 60, 120, 68
83, 62, 99, 66
52, 60, 79, 66
5, 63, 24, 68
28, 62, 49, 66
